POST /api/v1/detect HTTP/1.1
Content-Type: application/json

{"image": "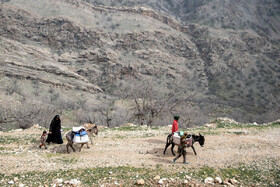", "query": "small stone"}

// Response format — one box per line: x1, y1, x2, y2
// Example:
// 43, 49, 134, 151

204, 177, 214, 184
229, 178, 238, 184
185, 175, 192, 180
136, 179, 145, 185
64, 181, 70, 184
153, 175, 160, 180
14, 177, 19, 182
14, 129, 23, 132
224, 182, 233, 186
69, 179, 81, 186
54, 179, 63, 184
183, 180, 188, 184
8, 181, 14, 184
158, 179, 163, 184
19, 183, 25, 187
214, 177, 222, 184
